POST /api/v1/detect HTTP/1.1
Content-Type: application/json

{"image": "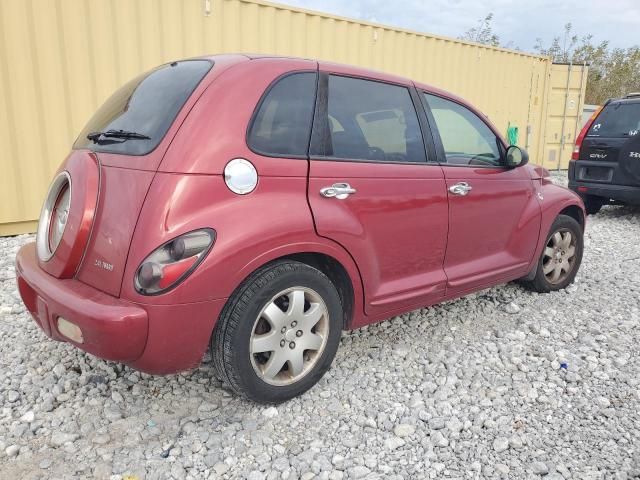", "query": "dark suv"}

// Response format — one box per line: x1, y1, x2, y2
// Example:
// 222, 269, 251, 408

569, 93, 640, 214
